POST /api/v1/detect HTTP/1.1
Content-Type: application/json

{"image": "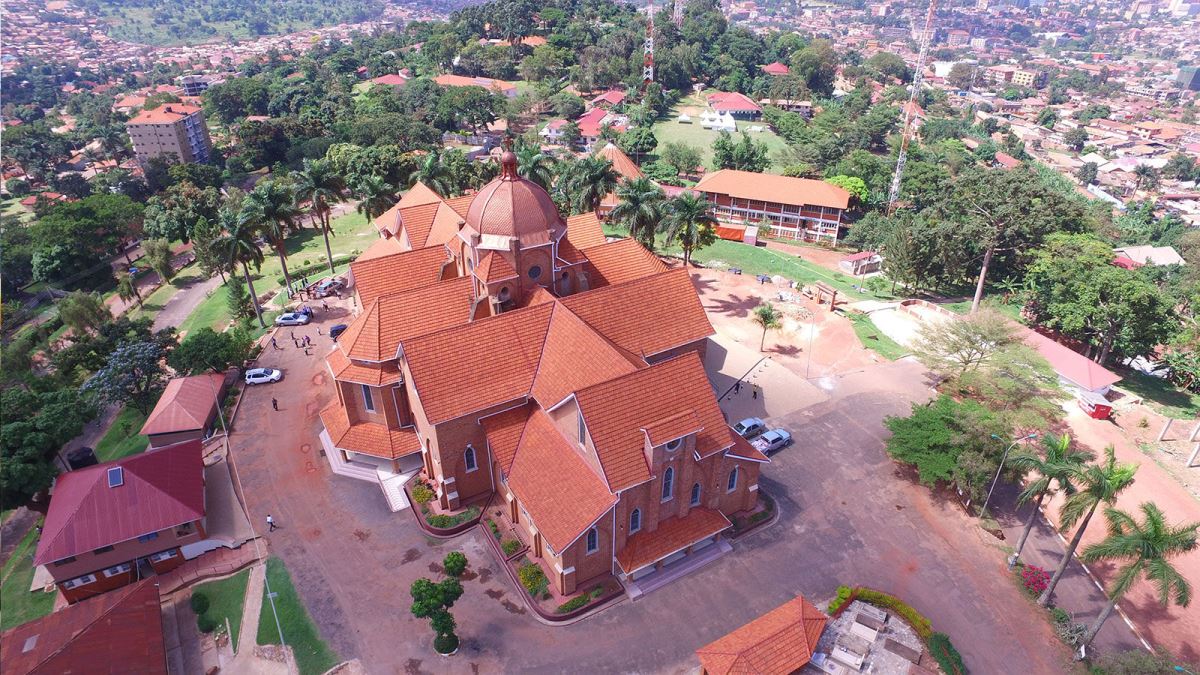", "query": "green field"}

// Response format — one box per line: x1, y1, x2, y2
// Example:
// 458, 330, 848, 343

1118, 369, 1200, 420
652, 95, 792, 172
94, 406, 150, 462
0, 198, 34, 225
0, 522, 55, 631
848, 312, 910, 361
192, 569, 251, 652
257, 558, 338, 675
